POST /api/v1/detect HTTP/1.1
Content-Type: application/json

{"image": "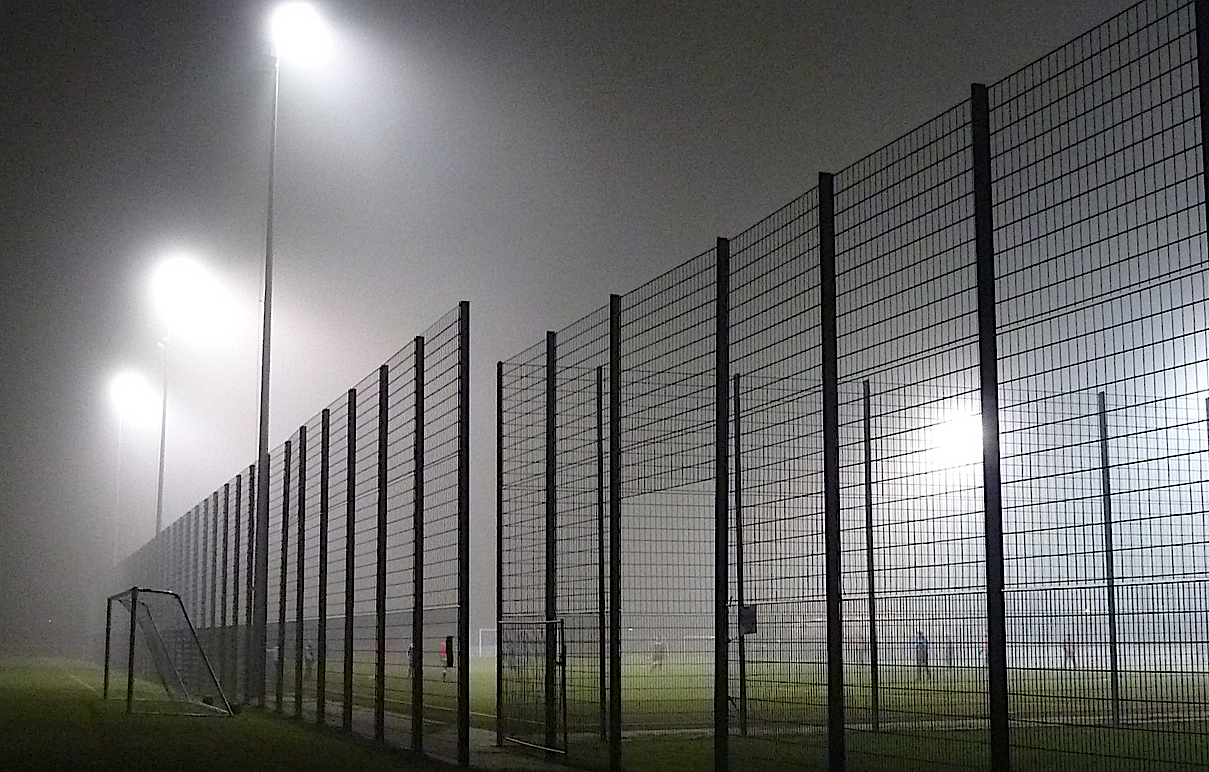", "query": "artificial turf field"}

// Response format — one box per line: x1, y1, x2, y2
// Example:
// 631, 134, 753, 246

6, 656, 1207, 771
0, 657, 511, 772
